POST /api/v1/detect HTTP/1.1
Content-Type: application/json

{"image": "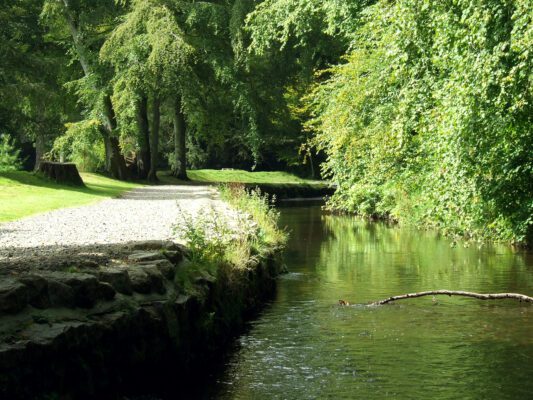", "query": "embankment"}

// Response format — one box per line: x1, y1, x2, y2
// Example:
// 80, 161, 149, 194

243, 182, 336, 201
0, 240, 283, 399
